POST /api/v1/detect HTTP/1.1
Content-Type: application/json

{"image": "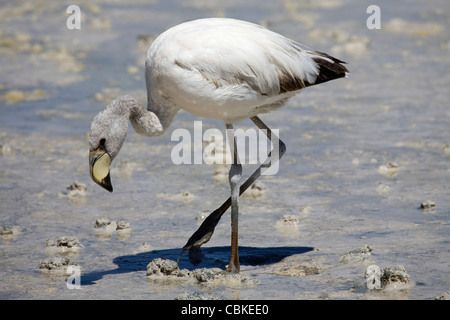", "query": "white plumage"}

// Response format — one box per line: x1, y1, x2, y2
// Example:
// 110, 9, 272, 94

145, 18, 347, 123
89, 18, 348, 272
